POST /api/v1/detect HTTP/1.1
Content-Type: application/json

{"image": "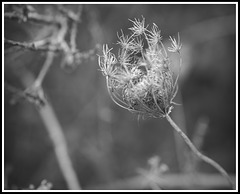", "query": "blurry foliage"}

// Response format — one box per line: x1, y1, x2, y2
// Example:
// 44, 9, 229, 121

28, 179, 53, 190
4, 4, 236, 189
